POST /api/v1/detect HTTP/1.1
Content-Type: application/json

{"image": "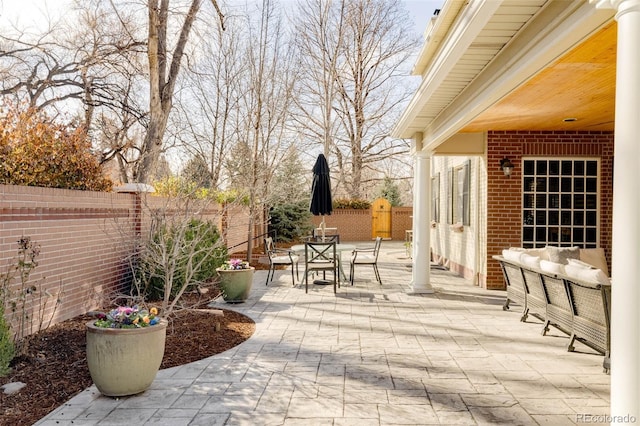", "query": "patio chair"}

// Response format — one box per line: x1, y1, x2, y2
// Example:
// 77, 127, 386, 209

349, 236, 382, 286
305, 228, 340, 243
264, 237, 299, 286
303, 241, 339, 294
